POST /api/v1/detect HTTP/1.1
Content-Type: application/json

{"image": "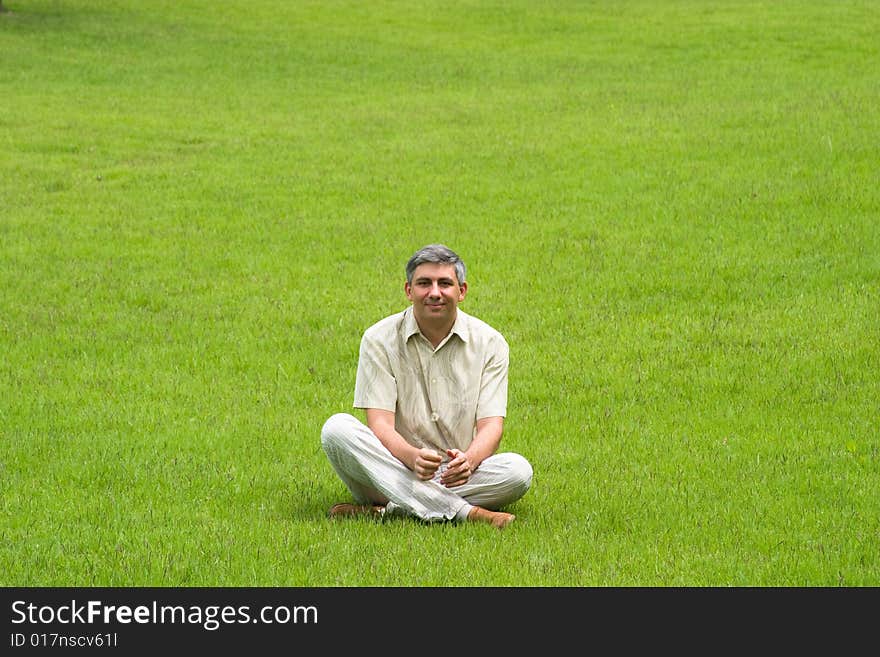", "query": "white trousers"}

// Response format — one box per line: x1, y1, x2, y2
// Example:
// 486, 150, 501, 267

321, 413, 533, 522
